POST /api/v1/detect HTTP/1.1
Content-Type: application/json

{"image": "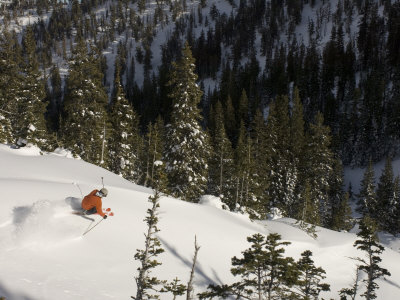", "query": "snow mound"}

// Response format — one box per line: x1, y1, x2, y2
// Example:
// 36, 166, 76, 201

0, 143, 42, 156
198, 195, 226, 209
51, 147, 75, 158
267, 207, 284, 220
